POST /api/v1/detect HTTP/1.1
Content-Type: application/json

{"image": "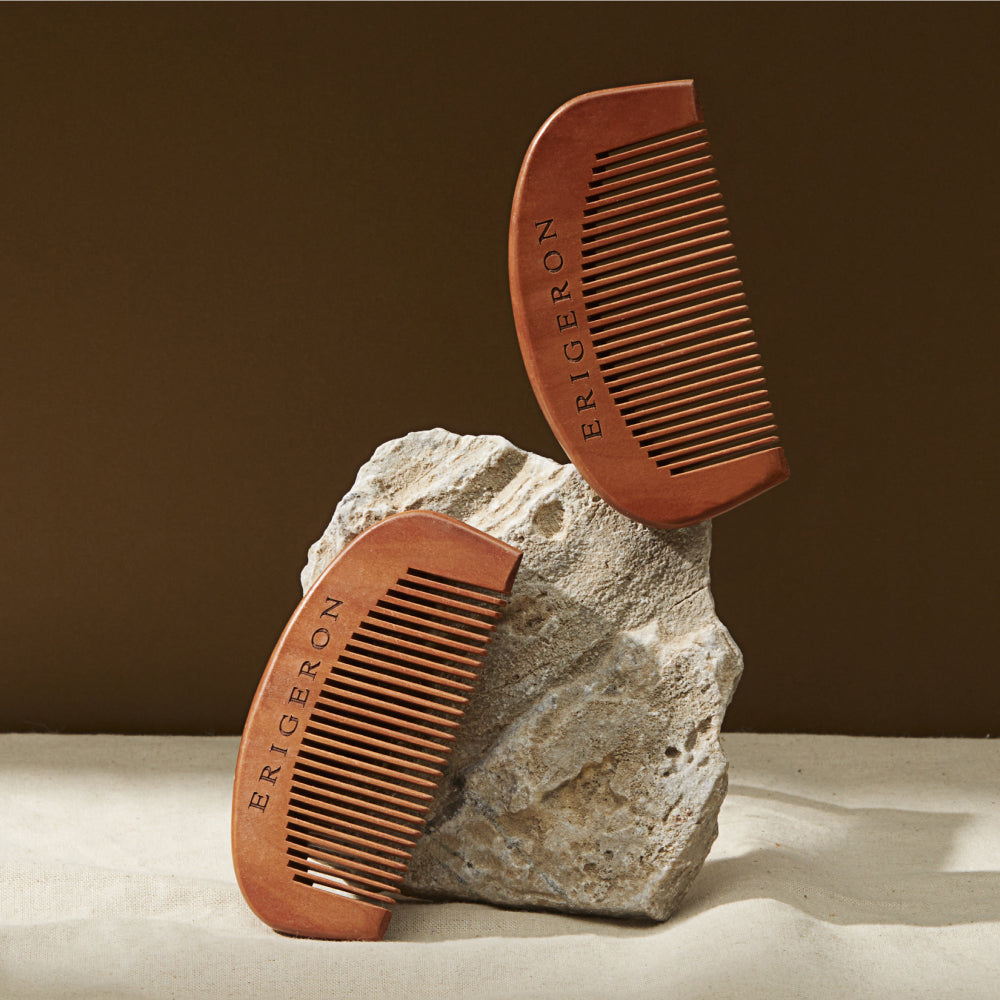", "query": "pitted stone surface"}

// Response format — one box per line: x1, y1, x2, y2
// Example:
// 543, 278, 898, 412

302, 428, 743, 920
